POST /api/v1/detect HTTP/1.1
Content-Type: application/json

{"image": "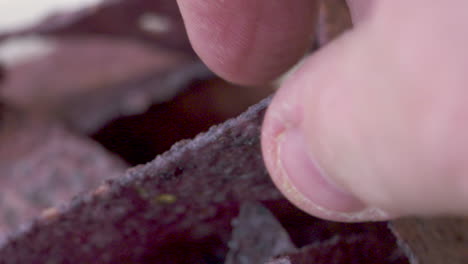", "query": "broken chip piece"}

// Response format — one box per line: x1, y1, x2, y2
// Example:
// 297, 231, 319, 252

225, 202, 296, 264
